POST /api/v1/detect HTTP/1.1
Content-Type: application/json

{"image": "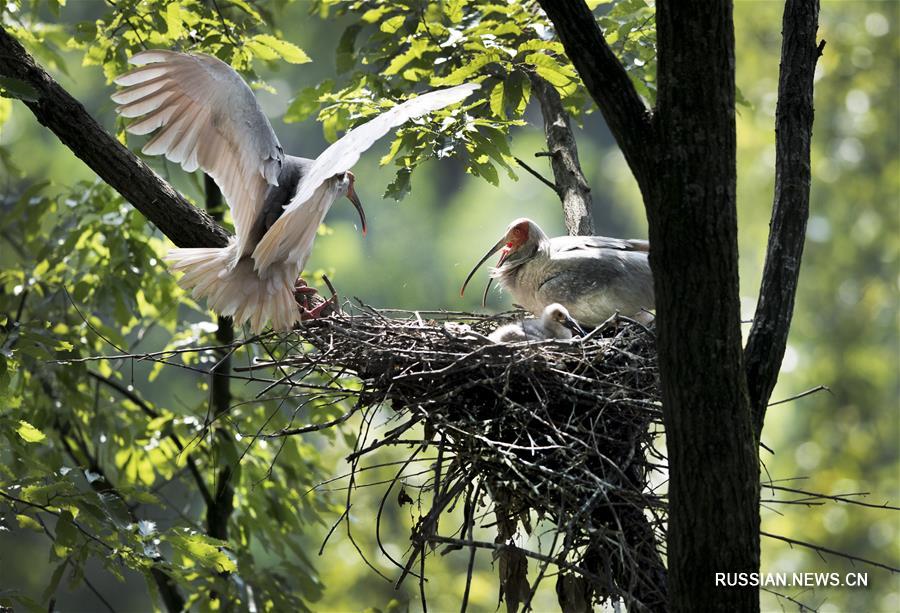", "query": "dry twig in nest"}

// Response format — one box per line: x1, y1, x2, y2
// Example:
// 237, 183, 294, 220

255, 303, 667, 612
